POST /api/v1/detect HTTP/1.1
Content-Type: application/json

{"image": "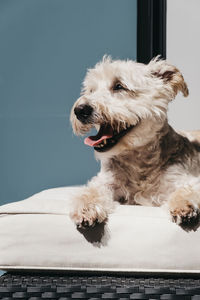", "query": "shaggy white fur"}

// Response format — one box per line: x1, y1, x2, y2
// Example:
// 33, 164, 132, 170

70, 56, 200, 229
